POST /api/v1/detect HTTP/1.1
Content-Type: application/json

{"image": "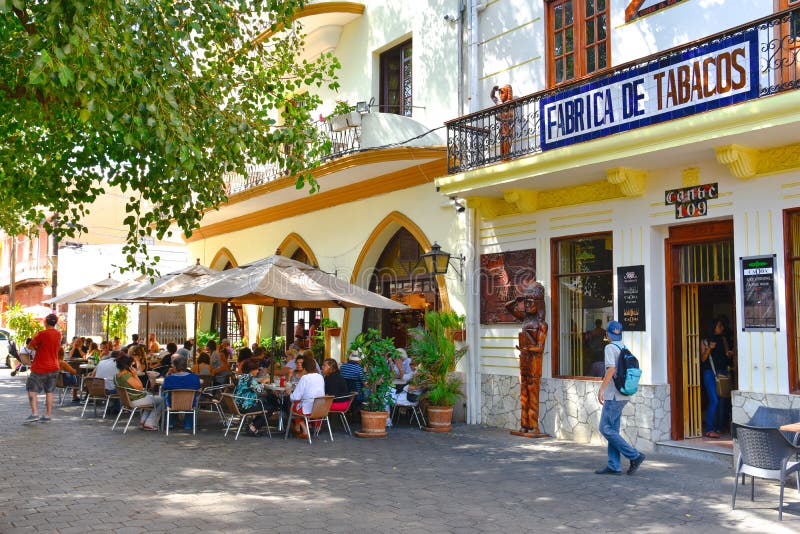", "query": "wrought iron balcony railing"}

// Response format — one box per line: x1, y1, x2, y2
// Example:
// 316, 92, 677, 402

223, 121, 361, 195
446, 6, 800, 174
